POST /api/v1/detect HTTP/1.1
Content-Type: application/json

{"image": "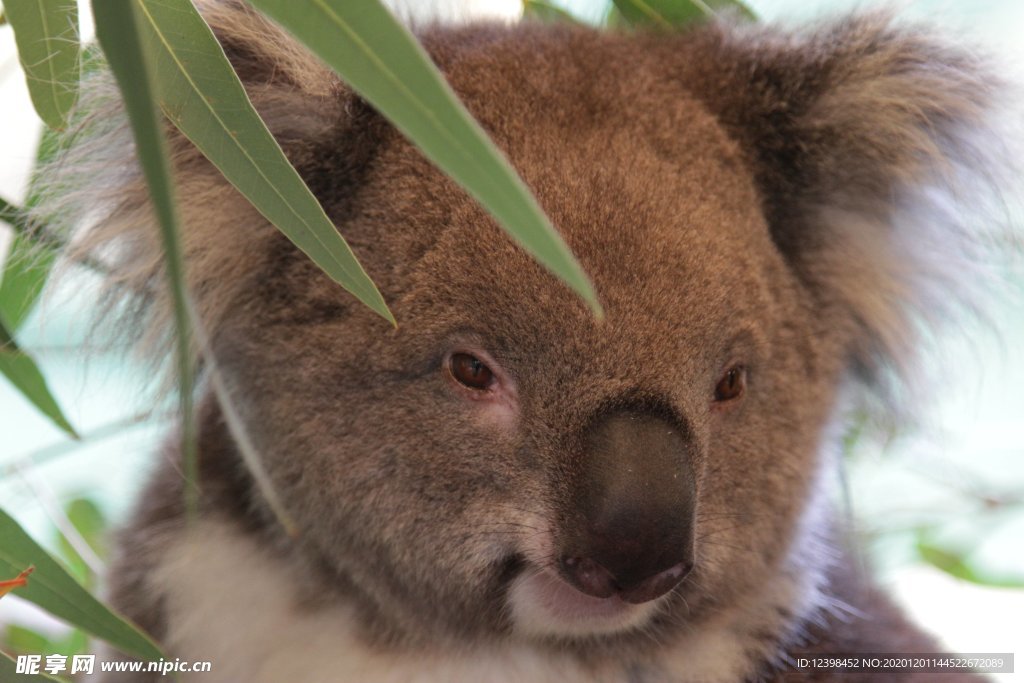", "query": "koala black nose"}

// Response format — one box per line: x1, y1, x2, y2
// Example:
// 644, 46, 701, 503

558, 410, 697, 604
